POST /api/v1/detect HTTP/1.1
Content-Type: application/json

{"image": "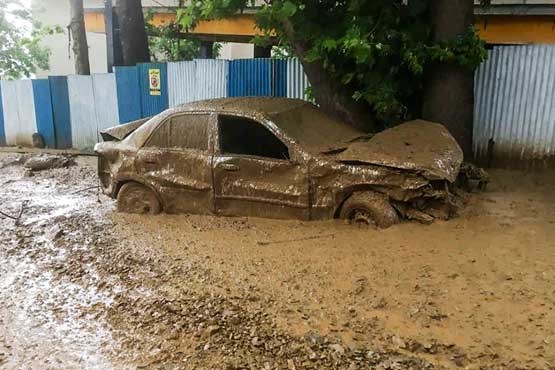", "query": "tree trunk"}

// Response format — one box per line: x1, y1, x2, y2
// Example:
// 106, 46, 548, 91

422, 0, 475, 158
281, 19, 375, 132
69, 0, 90, 75
300, 56, 376, 132
116, 0, 150, 66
